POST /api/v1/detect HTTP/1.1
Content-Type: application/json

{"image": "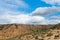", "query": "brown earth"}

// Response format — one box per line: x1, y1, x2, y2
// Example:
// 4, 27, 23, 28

0, 23, 60, 40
